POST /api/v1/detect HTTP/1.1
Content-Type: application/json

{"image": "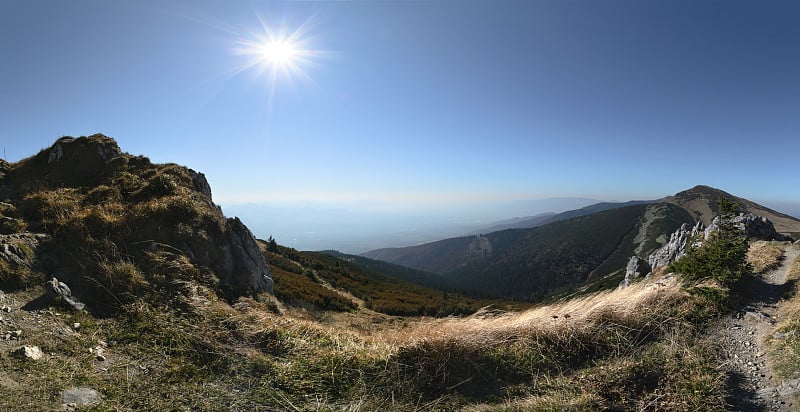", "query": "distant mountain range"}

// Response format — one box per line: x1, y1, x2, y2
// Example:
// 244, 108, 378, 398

363, 186, 800, 300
